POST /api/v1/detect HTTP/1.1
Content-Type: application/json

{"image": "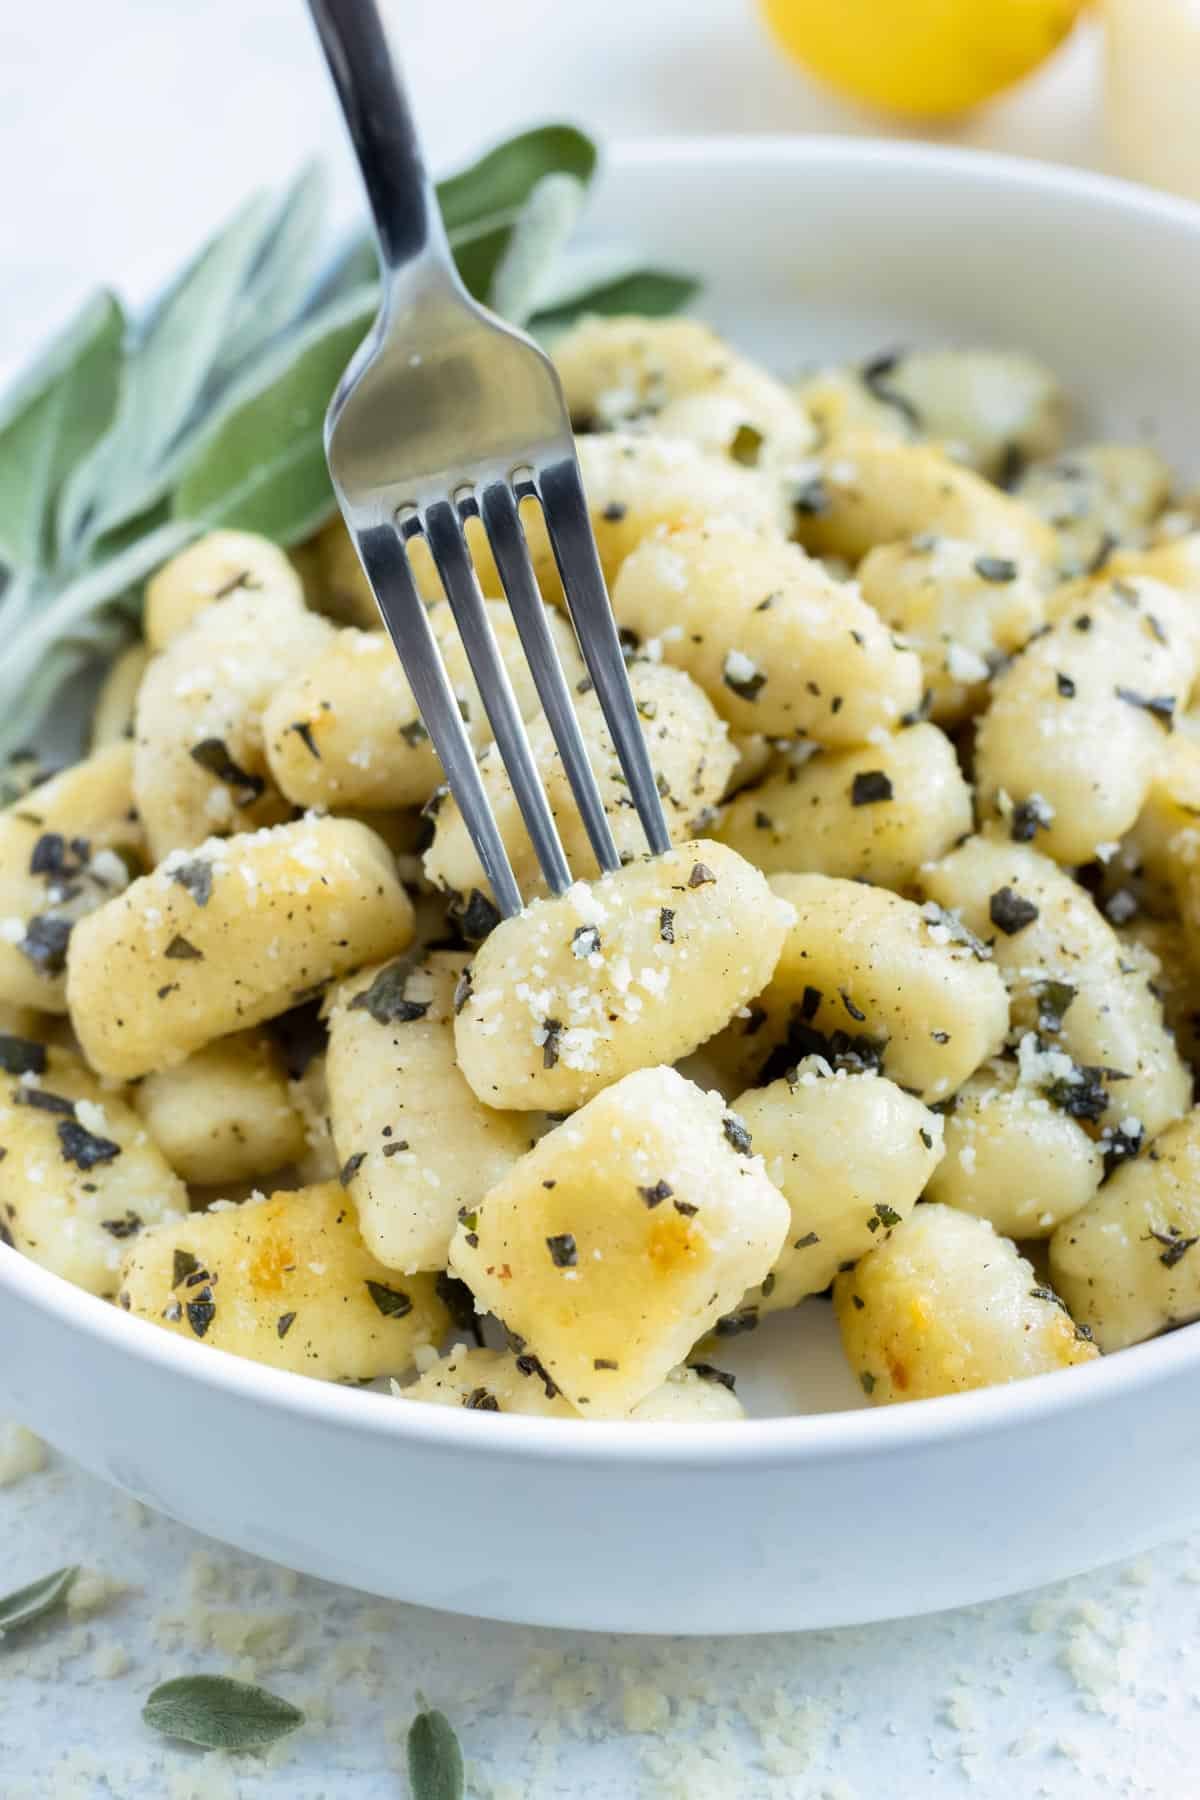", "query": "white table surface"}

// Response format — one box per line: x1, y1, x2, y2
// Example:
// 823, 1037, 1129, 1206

5, 4, 1200, 1795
